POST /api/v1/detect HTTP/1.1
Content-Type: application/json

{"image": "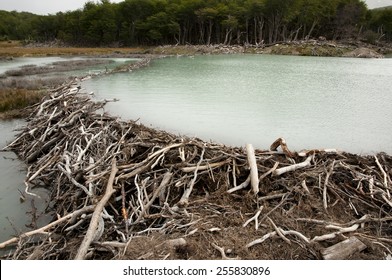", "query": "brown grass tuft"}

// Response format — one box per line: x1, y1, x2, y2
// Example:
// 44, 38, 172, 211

0, 88, 44, 114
